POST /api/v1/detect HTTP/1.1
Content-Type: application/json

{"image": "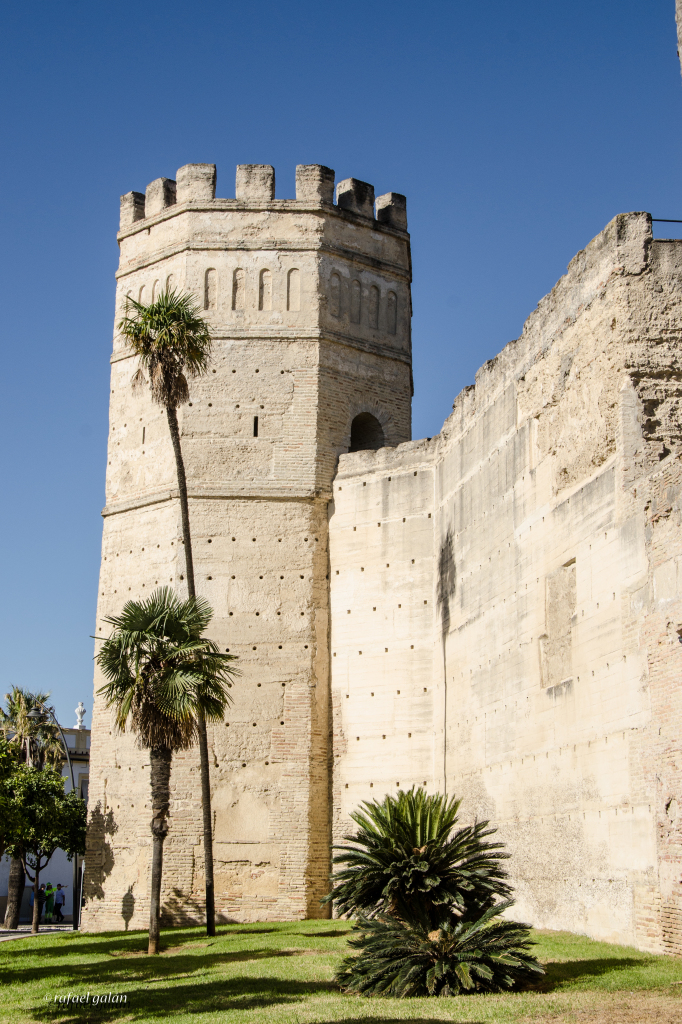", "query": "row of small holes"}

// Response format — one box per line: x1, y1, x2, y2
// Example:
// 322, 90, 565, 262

336, 646, 416, 657
346, 602, 427, 612
345, 781, 428, 789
